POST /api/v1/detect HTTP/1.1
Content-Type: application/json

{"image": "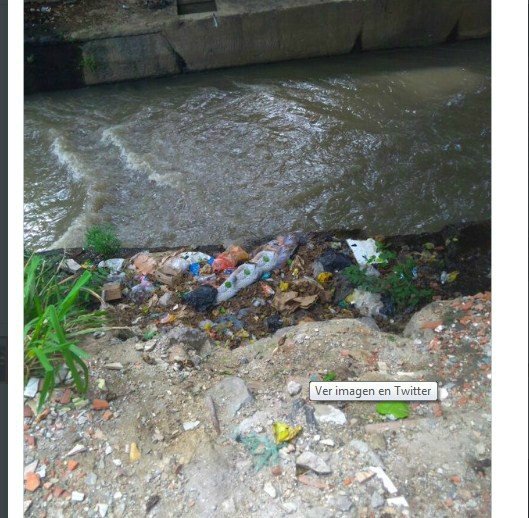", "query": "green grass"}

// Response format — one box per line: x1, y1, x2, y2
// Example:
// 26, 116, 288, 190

85, 224, 121, 259
24, 253, 107, 410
